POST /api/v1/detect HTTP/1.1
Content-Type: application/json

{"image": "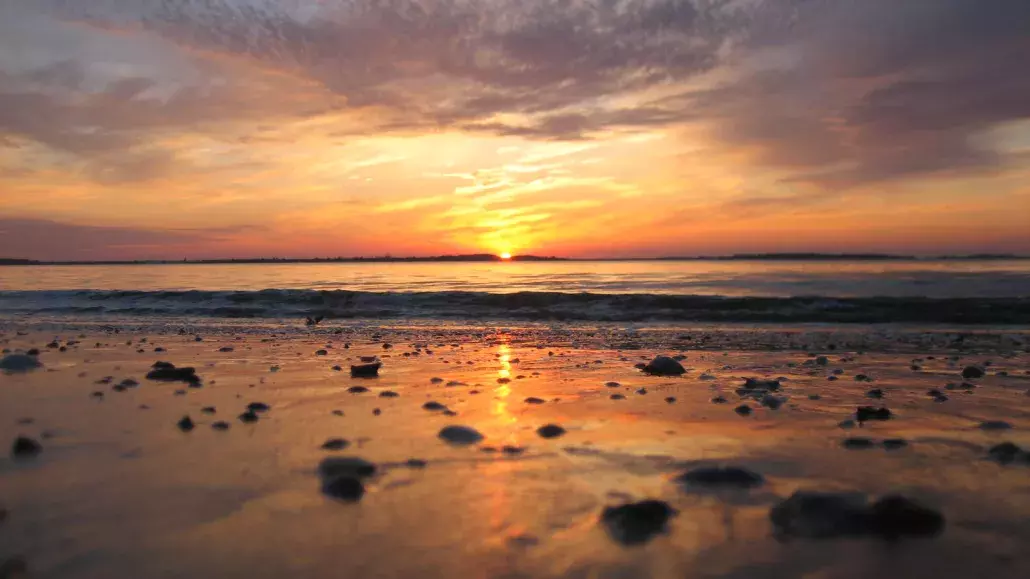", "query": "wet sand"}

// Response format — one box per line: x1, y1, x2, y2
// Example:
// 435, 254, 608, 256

2, 322, 1029, 578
